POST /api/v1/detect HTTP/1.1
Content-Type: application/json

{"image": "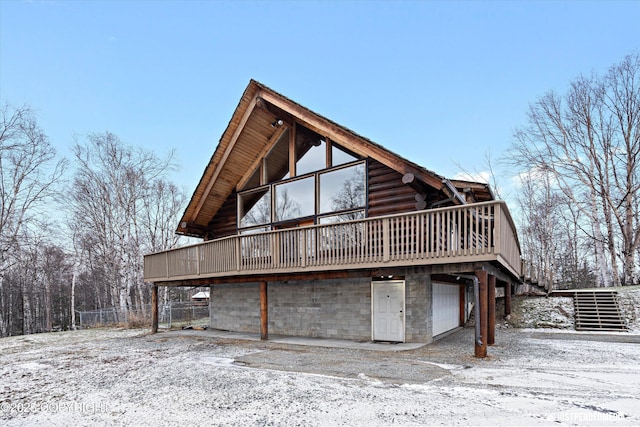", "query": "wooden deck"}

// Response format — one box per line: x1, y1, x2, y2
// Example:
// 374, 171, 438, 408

144, 201, 522, 283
